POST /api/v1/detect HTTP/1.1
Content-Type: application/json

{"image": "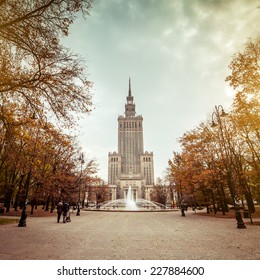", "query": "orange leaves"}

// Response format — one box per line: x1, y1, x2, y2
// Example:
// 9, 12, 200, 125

0, 101, 99, 205
166, 37, 260, 206
0, 0, 94, 126
226, 36, 260, 95
168, 113, 259, 205
0, 1, 97, 207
